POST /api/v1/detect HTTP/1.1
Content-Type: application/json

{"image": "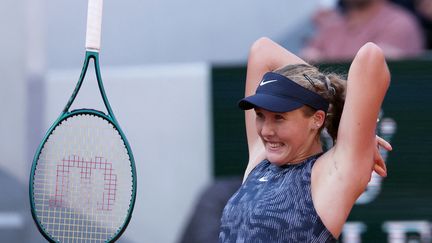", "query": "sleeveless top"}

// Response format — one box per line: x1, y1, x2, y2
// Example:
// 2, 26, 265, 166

219, 154, 337, 243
